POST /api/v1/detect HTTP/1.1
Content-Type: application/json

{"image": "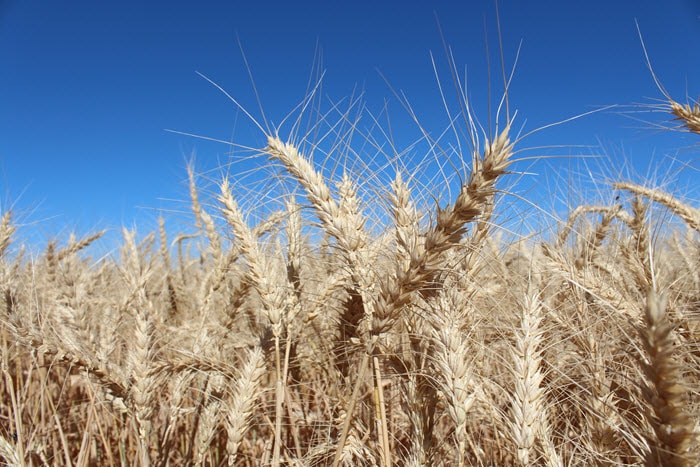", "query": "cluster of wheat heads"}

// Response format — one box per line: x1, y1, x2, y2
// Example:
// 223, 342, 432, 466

2, 72, 700, 467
